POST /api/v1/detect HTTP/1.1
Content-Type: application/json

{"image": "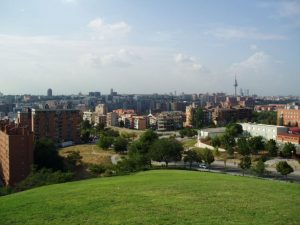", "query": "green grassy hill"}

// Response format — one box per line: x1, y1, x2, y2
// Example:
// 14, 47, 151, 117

0, 170, 299, 225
